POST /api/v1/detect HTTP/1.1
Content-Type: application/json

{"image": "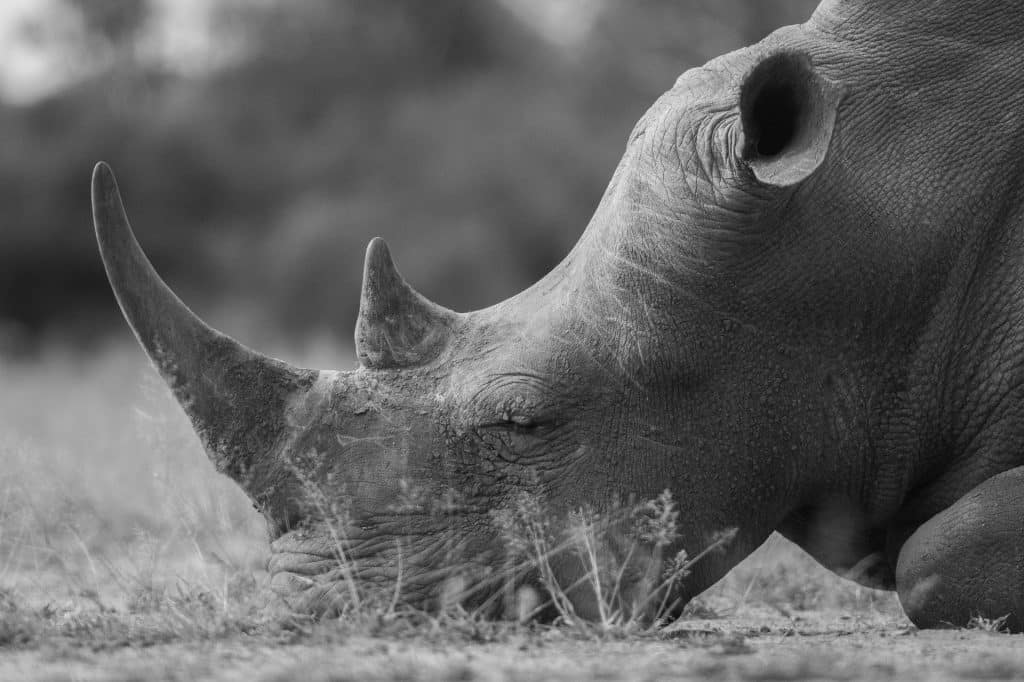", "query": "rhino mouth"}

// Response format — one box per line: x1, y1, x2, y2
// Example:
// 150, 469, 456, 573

266, 548, 681, 624
266, 526, 509, 617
